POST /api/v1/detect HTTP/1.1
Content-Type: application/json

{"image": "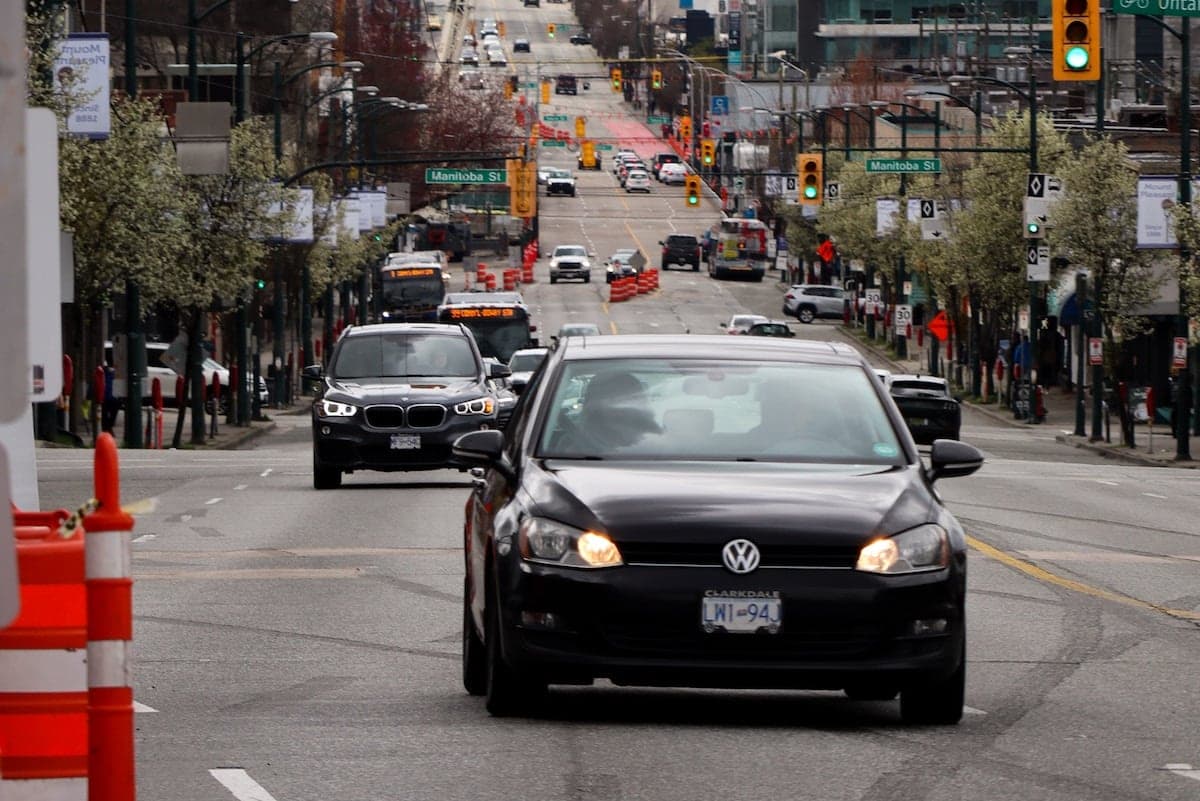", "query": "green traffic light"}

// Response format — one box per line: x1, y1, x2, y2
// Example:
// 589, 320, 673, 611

1027, 222, 1041, 235
803, 185, 818, 199
255, 279, 266, 290
1065, 46, 1089, 70
687, 195, 698, 205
